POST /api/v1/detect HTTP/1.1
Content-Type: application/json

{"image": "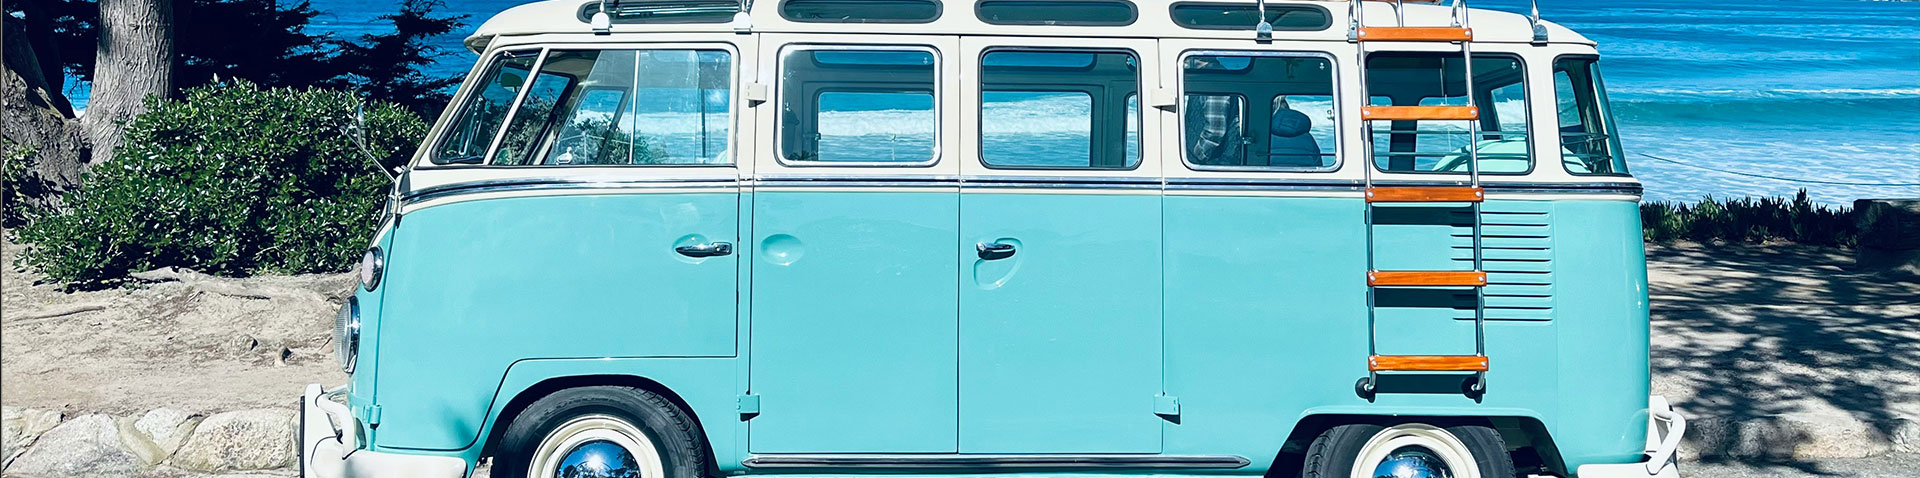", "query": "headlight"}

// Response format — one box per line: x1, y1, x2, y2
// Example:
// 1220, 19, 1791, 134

335, 297, 361, 373
358, 247, 384, 291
